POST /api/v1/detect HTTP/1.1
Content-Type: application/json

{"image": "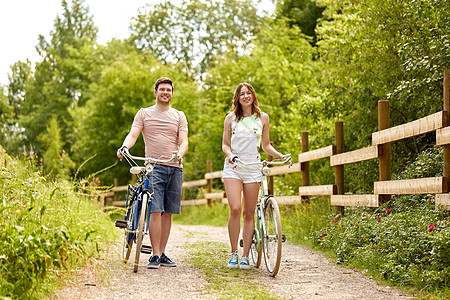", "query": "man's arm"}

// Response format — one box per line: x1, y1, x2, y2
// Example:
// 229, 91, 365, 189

177, 130, 188, 163
117, 127, 141, 159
